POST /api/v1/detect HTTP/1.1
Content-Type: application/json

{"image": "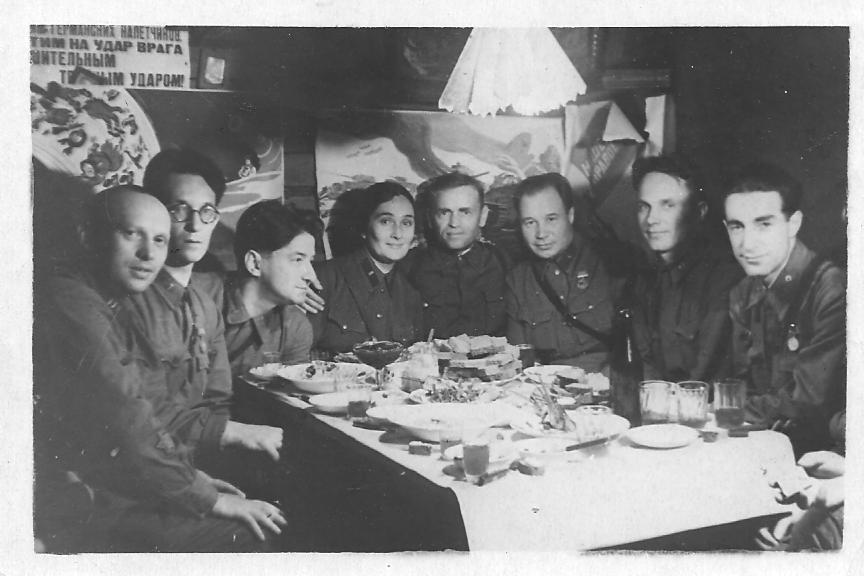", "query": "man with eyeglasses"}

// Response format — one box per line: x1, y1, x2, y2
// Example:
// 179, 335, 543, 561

123, 149, 284, 477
